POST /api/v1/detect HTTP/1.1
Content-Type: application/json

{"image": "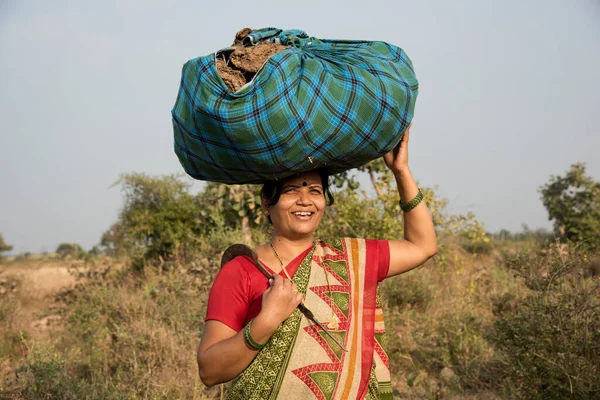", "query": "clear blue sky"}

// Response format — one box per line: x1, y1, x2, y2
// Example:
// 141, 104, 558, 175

1, 0, 599, 254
